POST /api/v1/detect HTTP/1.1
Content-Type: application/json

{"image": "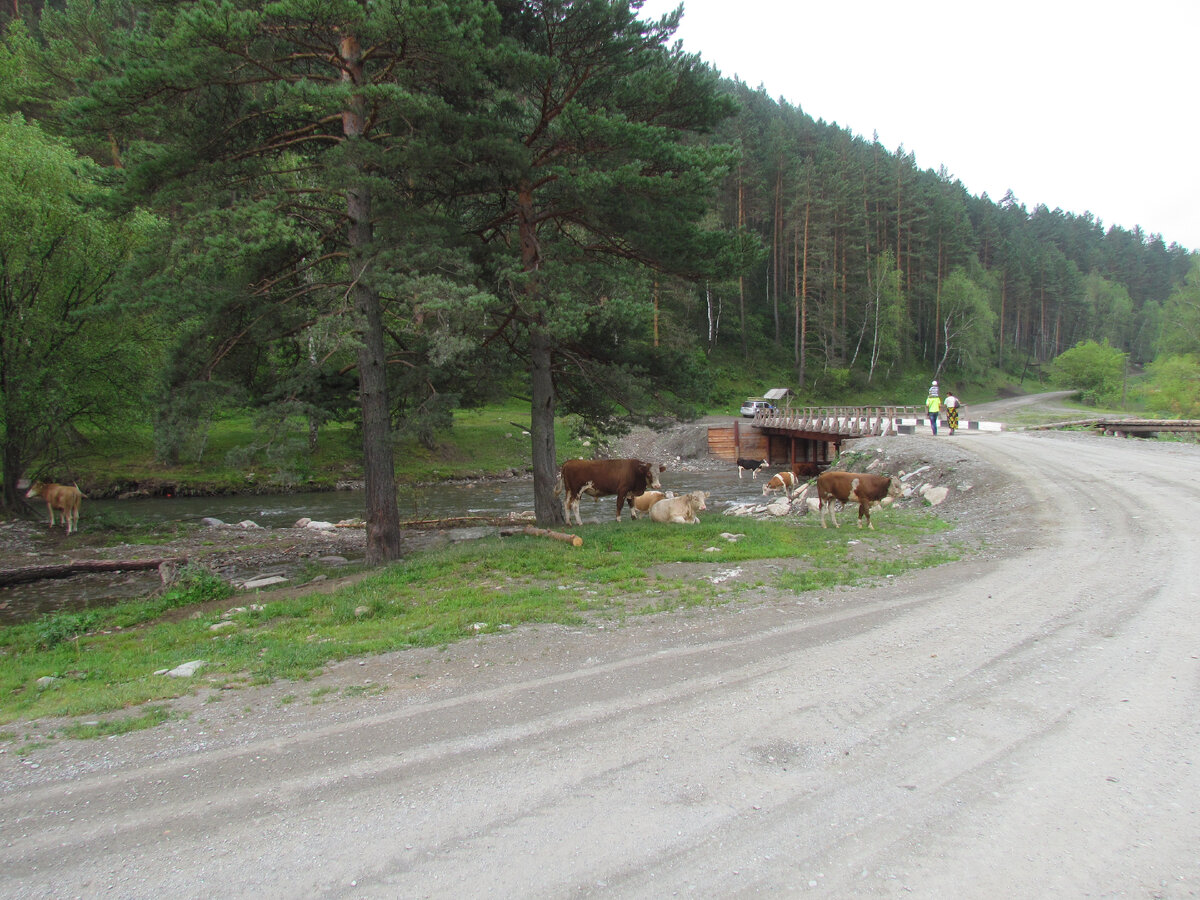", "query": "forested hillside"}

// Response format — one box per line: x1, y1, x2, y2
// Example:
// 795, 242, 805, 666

2, 1, 1197, 547
701, 81, 1193, 385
